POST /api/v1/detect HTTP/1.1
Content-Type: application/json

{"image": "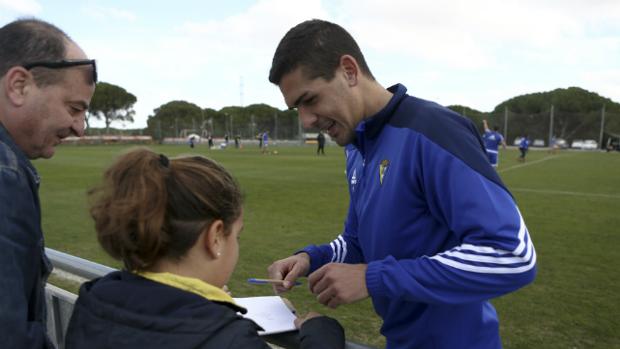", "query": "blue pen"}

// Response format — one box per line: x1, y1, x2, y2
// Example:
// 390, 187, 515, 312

247, 278, 302, 286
